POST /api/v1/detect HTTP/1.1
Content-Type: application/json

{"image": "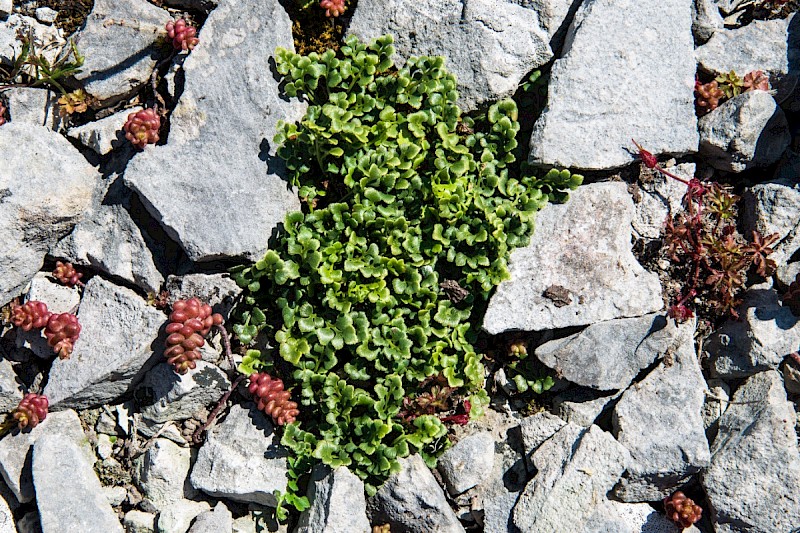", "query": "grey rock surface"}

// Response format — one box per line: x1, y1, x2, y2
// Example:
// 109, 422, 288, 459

156, 499, 210, 533
0, 123, 98, 306
165, 274, 242, 318
705, 283, 800, 378
698, 91, 790, 172
52, 203, 164, 294
72, 0, 171, 105
742, 177, 800, 266
518, 411, 566, 461
349, 0, 552, 111
632, 163, 692, 240
612, 320, 711, 501
4, 88, 61, 130
692, 0, 723, 43
15, 275, 80, 358
0, 492, 14, 533
295, 466, 370, 533
0, 410, 92, 503
123, 510, 156, 533
0, 0, 11, 19
436, 432, 495, 495
483, 182, 663, 333
0, 15, 64, 67
137, 361, 229, 424
470, 437, 527, 533
528, 0, 697, 169
134, 439, 194, 509
583, 499, 684, 533
702, 370, 800, 532
33, 434, 122, 533
701, 379, 730, 436
188, 503, 232, 533
43, 276, 166, 409
368, 454, 465, 533
190, 403, 288, 506
511, 0, 577, 47
33, 7, 57, 24
67, 107, 139, 155
535, 314, 688, 391
695, 14, 800, 102
513, 424, 630, 532
0, 359, 22, 414
553, 387, 621, 427
124, 0, 304, 262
